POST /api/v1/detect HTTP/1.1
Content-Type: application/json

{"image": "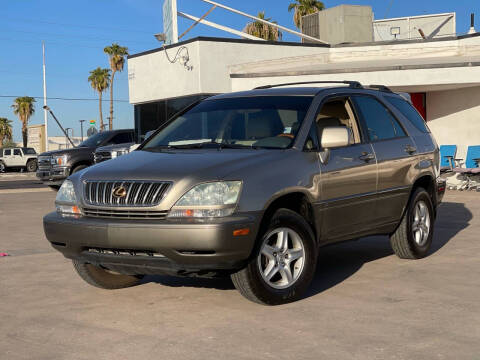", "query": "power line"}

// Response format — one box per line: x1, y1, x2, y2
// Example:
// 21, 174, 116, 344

0, 95, 129, 103
4, 17, 154, 35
